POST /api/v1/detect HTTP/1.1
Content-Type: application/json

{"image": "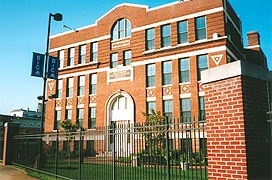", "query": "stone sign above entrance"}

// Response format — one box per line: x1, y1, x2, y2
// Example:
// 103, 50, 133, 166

107, 65, 133, 84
